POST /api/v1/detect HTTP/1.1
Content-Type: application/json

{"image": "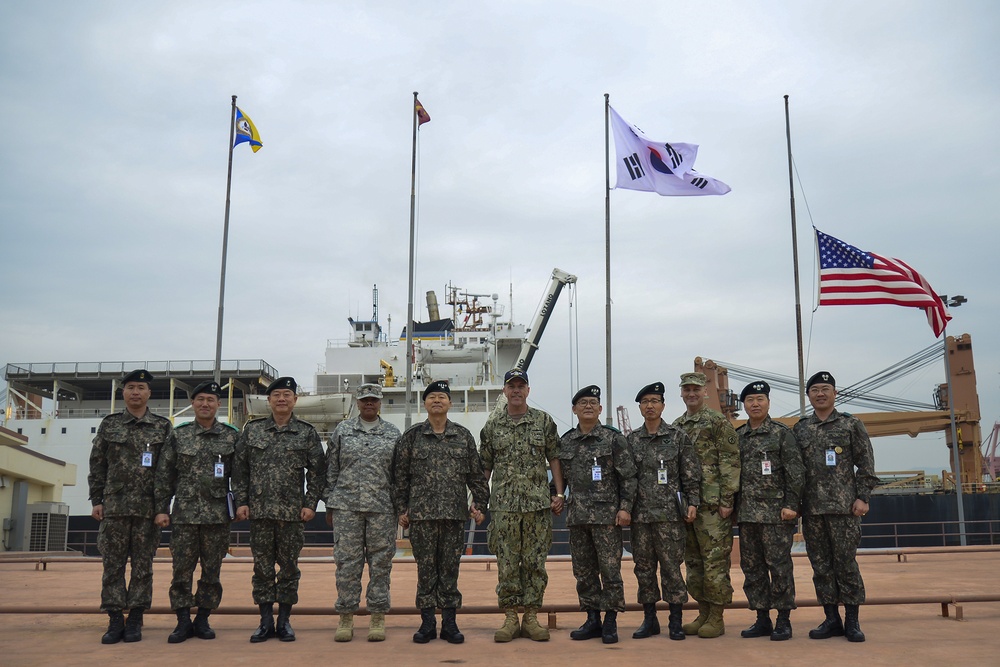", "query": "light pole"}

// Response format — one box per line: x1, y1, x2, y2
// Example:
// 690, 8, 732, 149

940, 294, 967, 546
